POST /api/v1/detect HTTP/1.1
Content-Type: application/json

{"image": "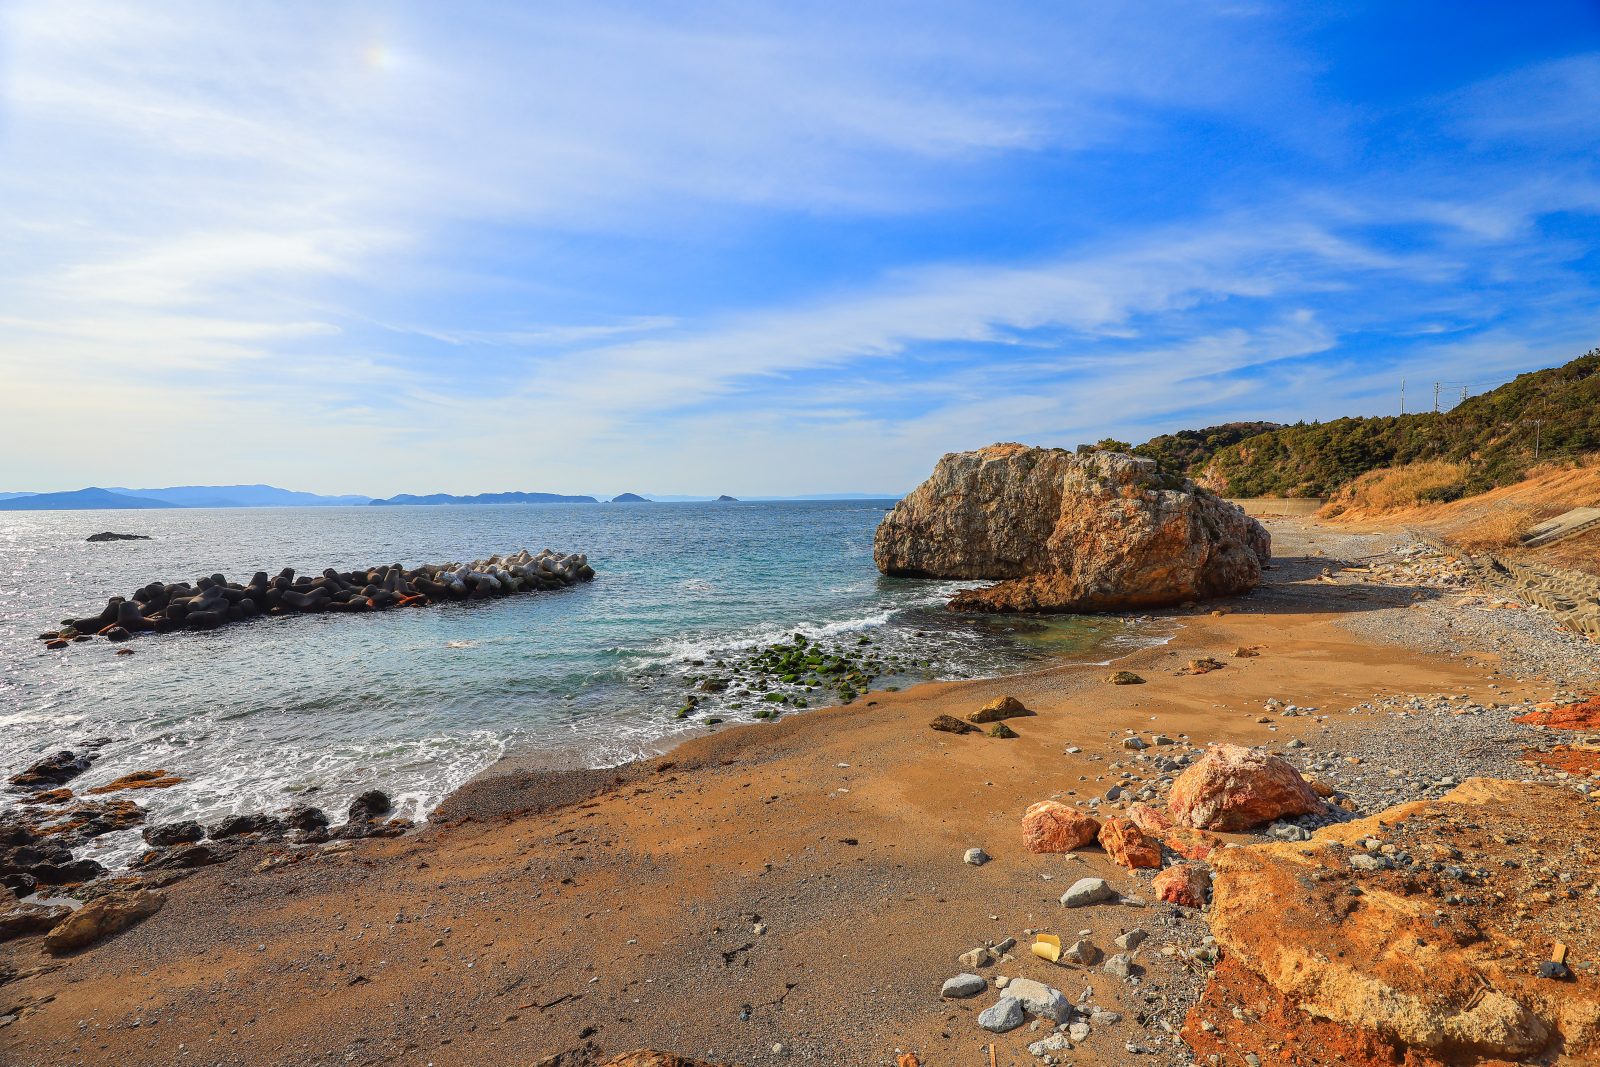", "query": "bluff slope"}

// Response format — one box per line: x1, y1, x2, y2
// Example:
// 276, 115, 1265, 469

874, 443, 1270, 612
